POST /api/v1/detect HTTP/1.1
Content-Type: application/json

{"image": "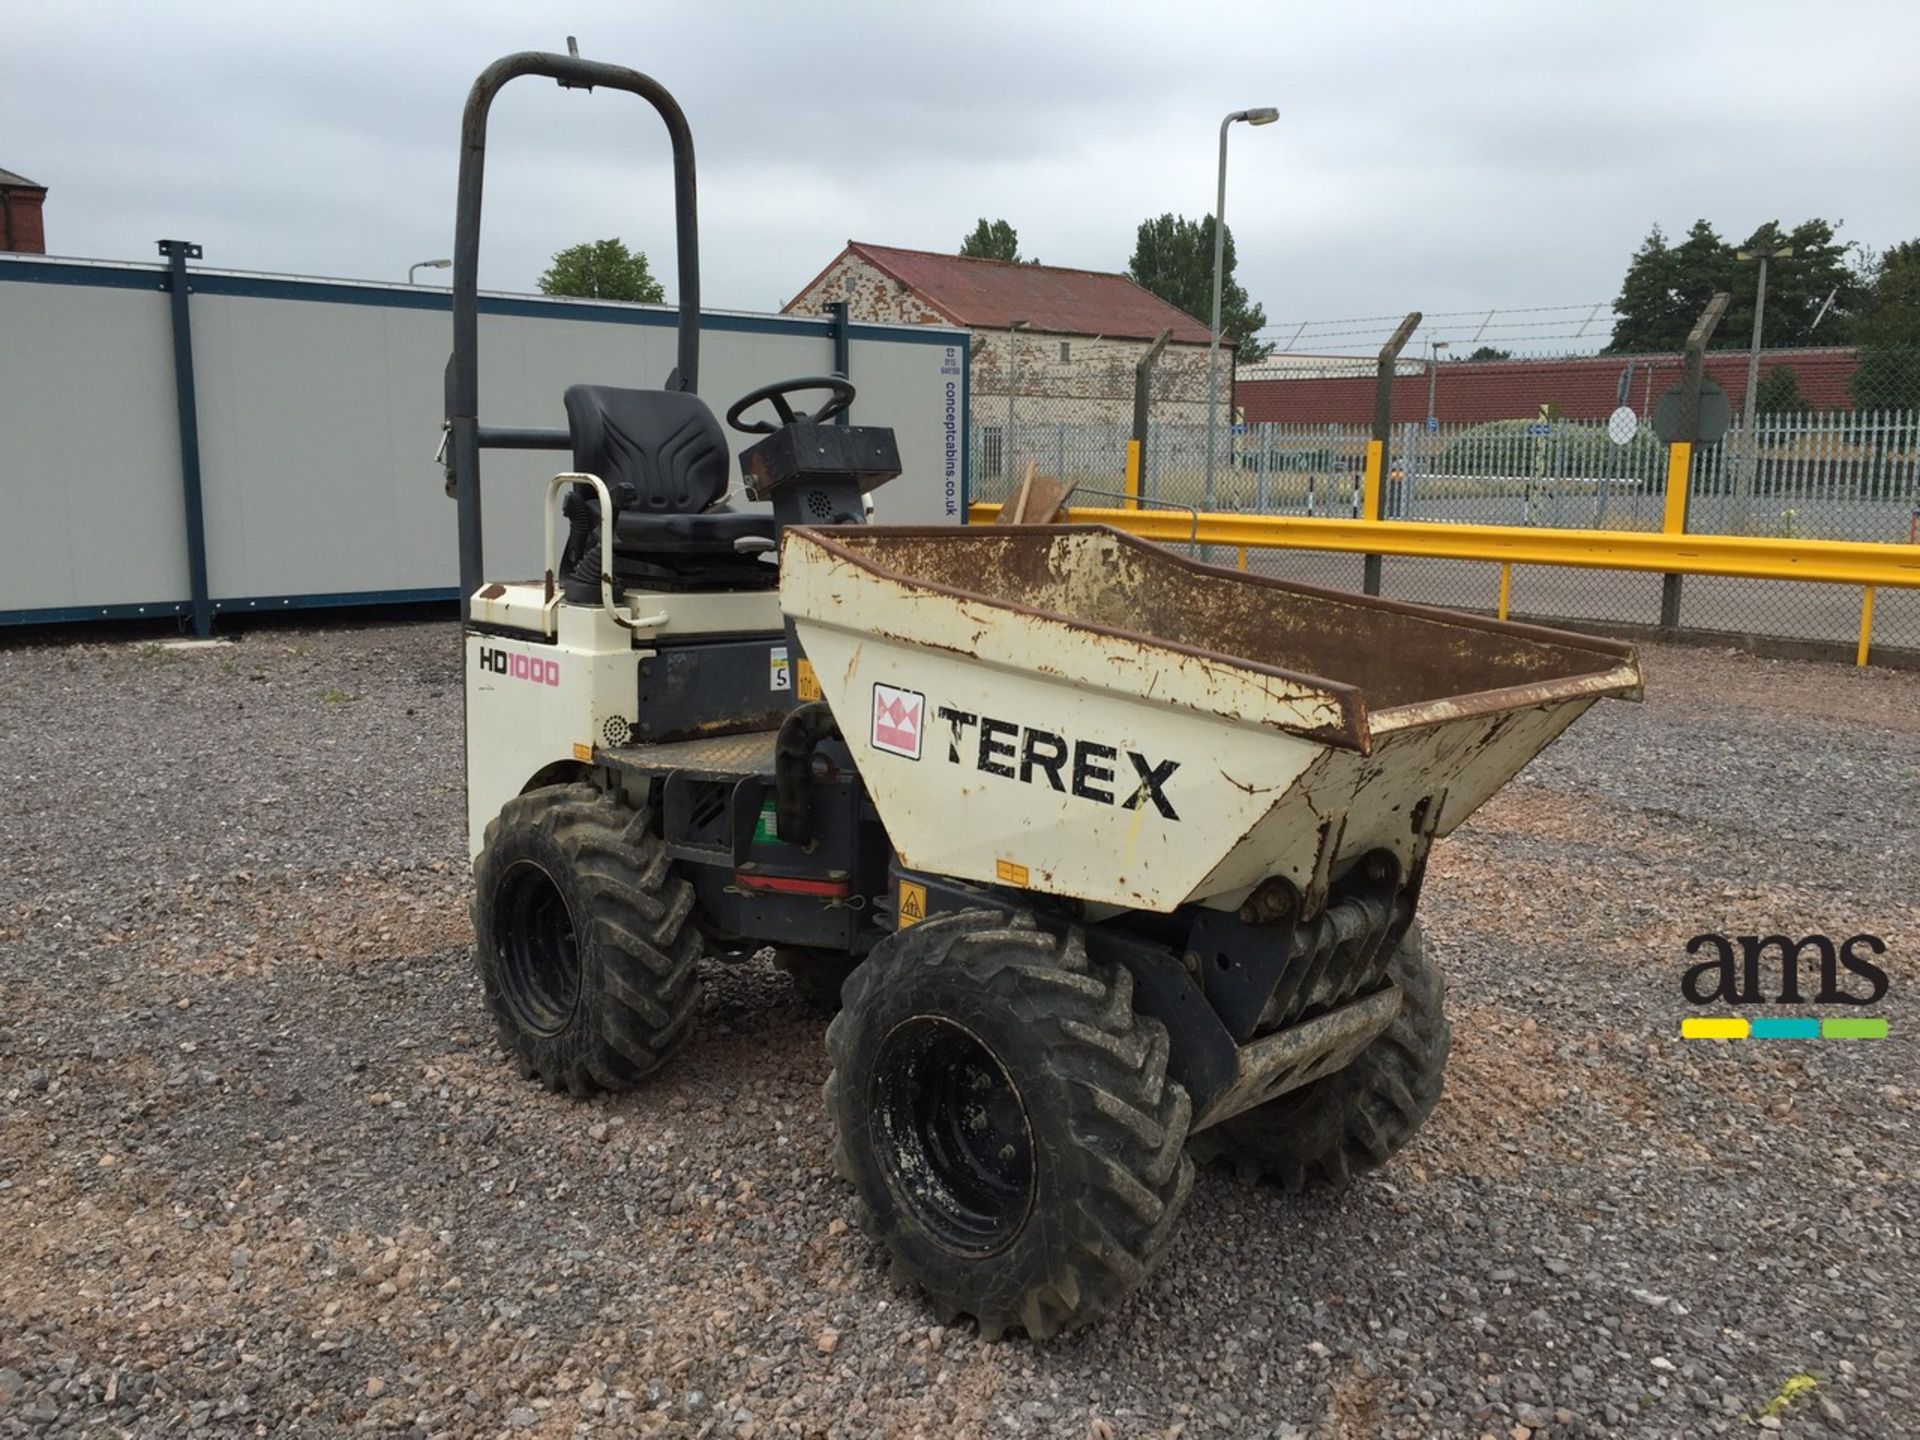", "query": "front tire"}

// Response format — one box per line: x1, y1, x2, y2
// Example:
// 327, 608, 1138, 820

471, 783, 702, 1095
1191, 920, 1449, 1190
824, 911, 1193, 1339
